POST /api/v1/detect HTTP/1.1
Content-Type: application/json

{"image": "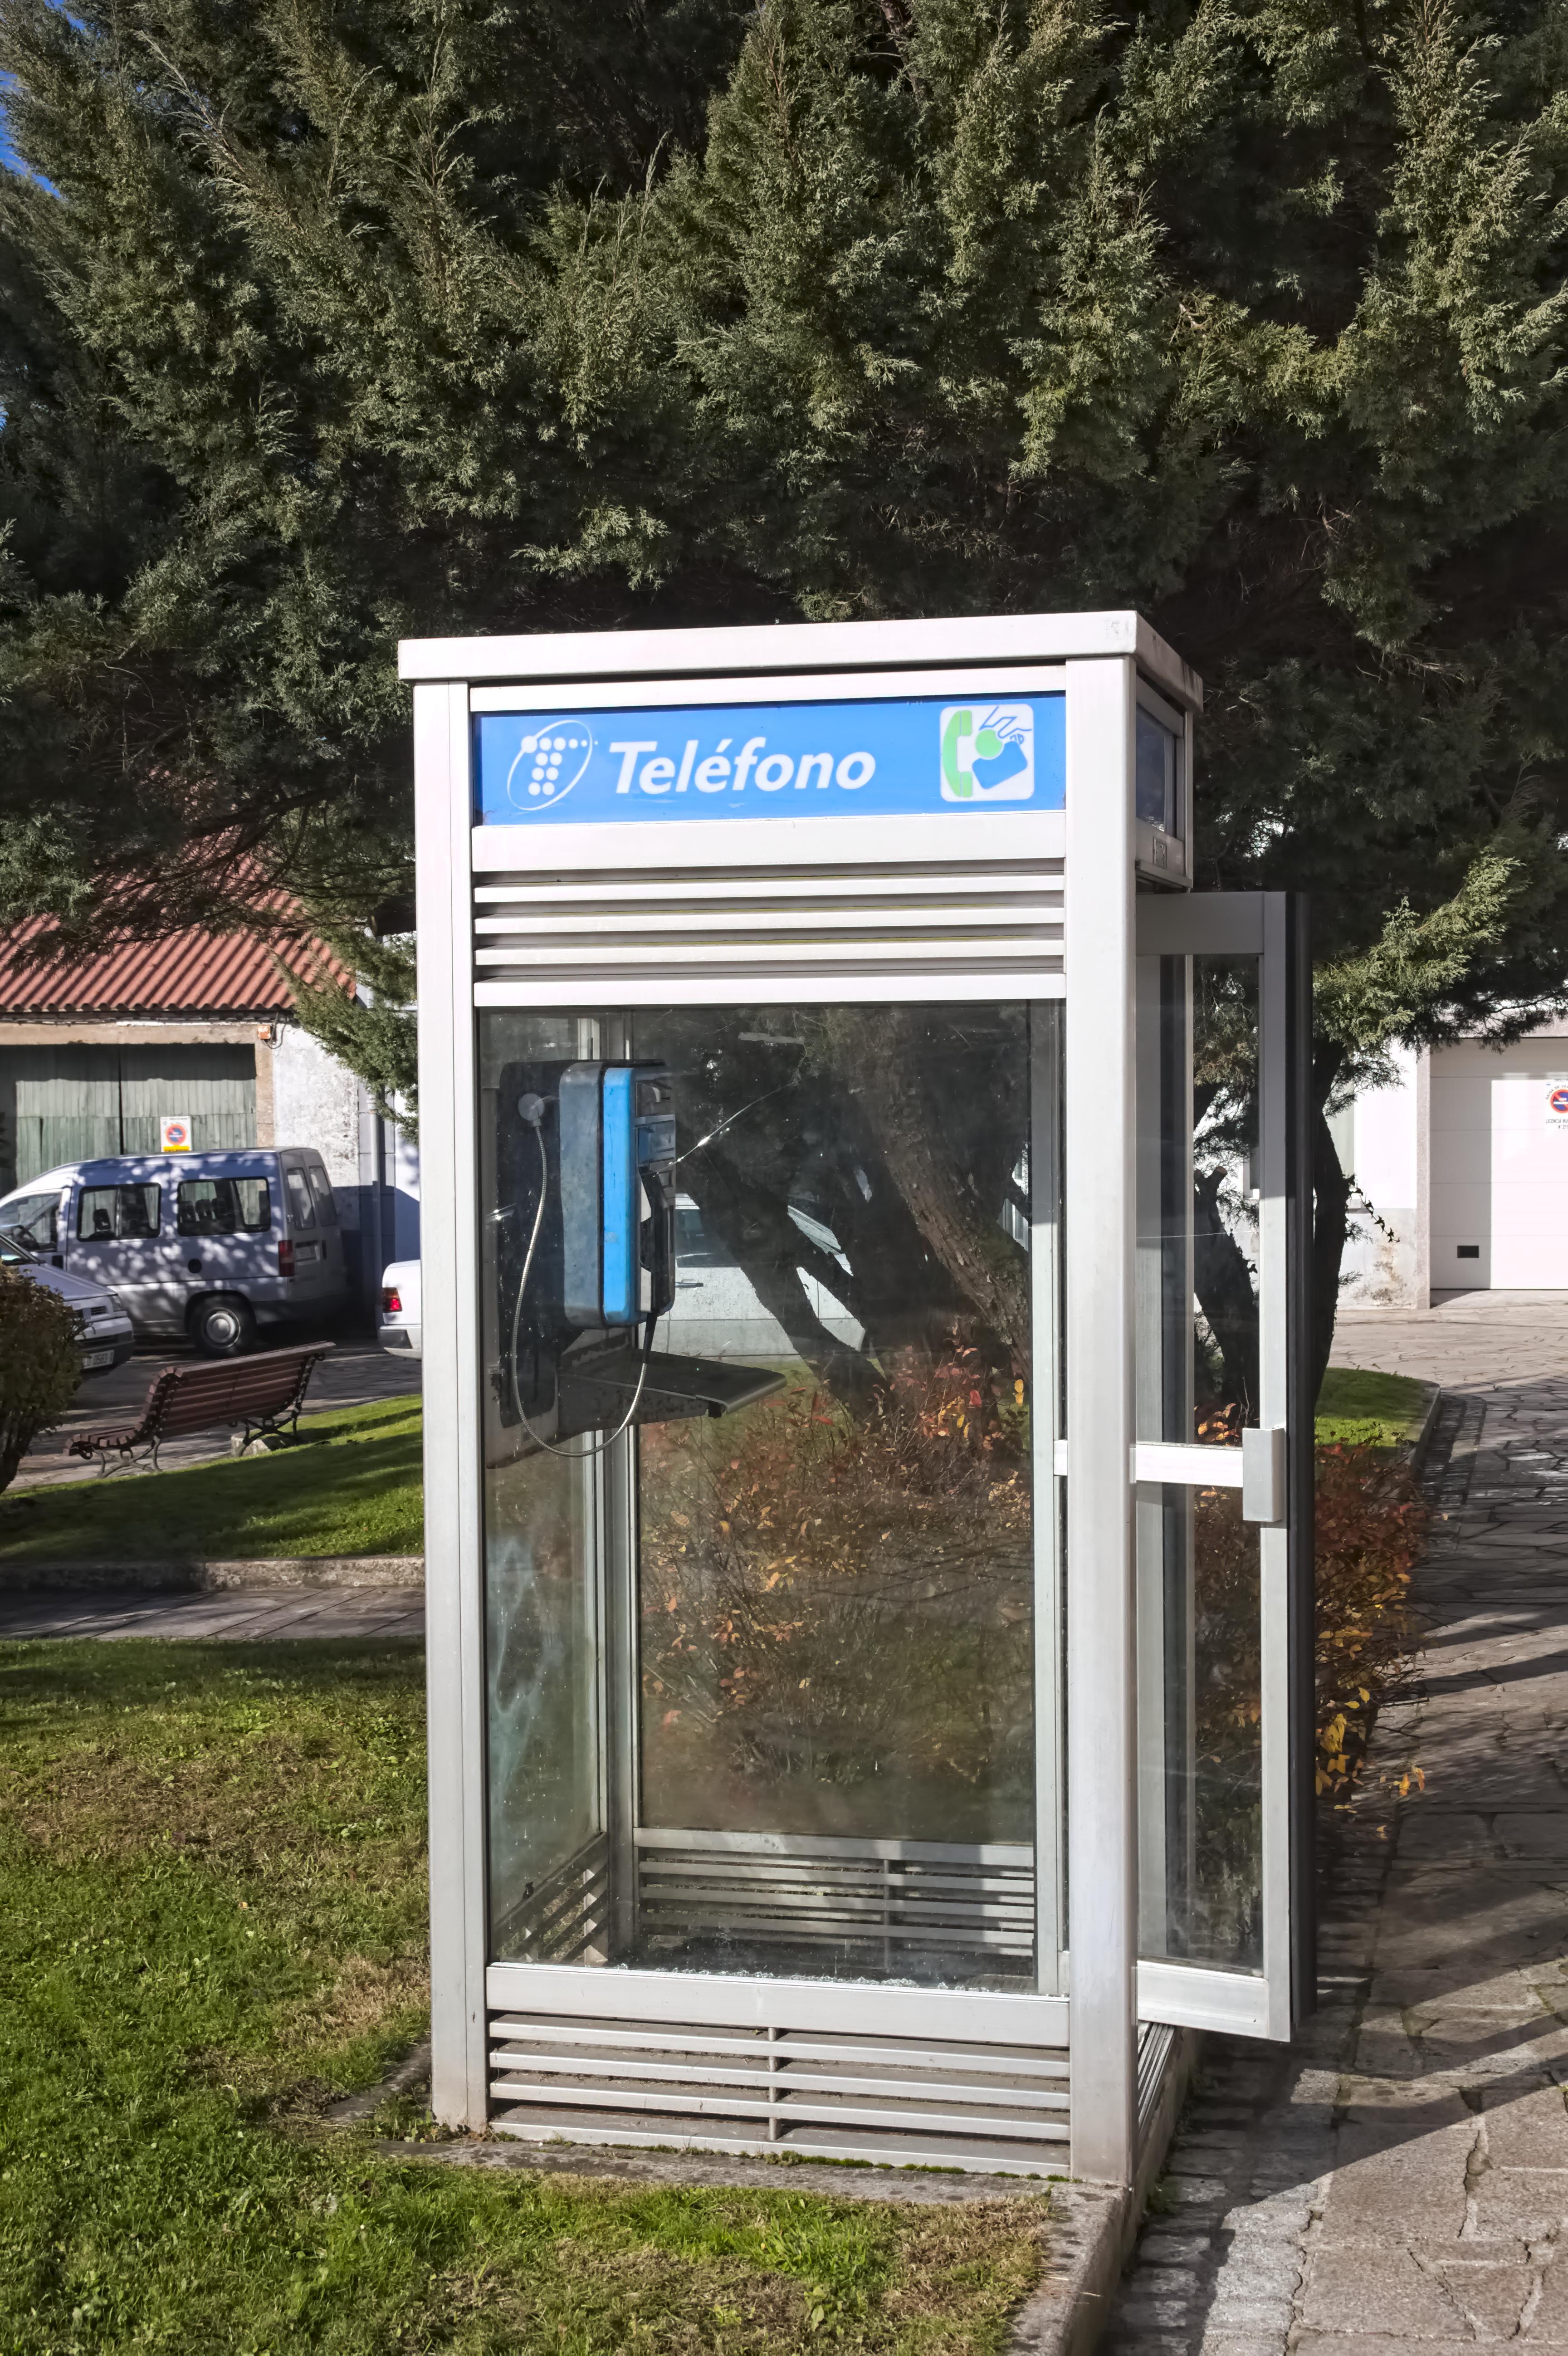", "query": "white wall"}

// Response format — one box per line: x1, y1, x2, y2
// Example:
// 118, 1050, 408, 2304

1431, 1033, 1568, 1291
1339, 1017, 1568, 1306
271, 1023, 361, 1187
1340, 1044, 1422, 1306
271, 1022, 374, 1295
359, 1099, 422, 1274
